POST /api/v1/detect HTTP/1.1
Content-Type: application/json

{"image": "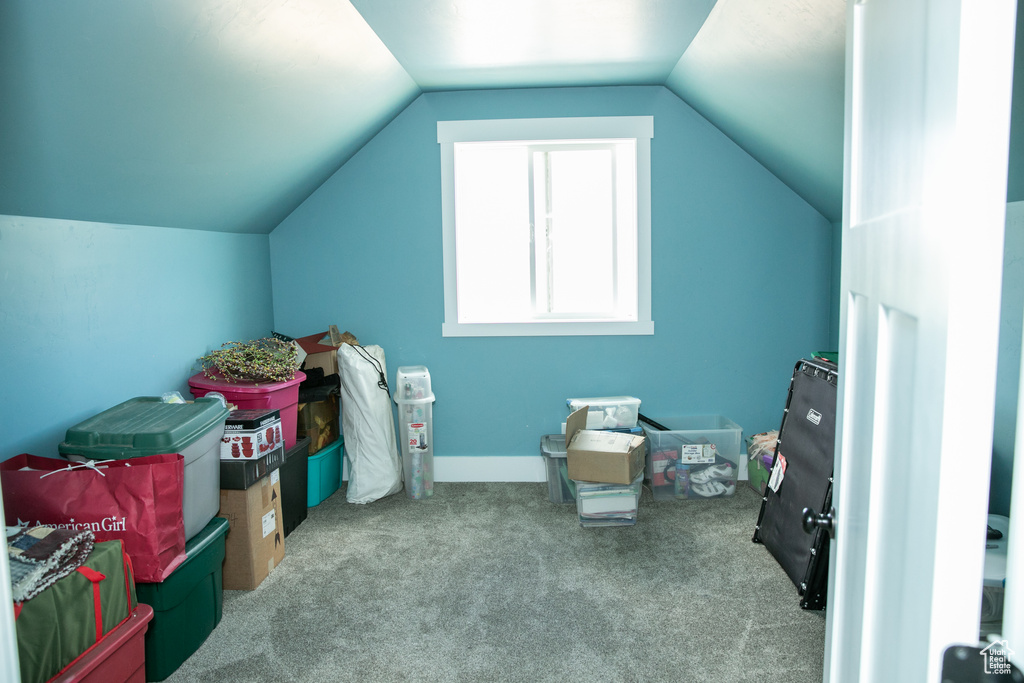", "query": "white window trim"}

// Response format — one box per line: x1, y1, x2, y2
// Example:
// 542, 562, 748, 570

438, 116, 654, 337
